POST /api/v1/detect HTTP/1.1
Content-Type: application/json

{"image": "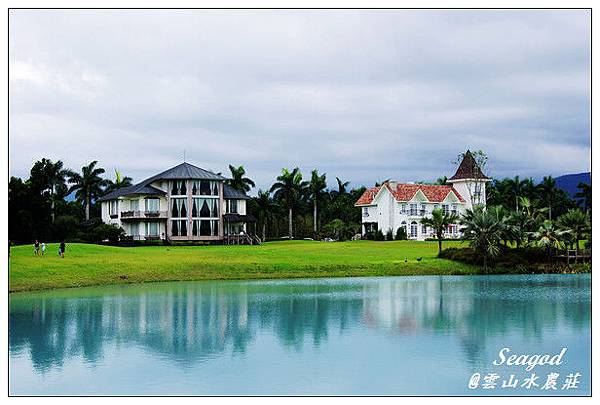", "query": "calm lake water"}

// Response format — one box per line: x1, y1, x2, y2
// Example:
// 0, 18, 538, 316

9, 275, 590, 396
